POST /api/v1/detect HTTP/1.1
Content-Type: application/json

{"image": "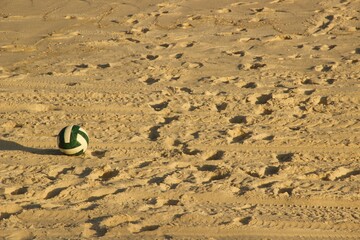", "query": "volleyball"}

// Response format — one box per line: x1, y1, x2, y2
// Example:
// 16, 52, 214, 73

57, 125, 89, 155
